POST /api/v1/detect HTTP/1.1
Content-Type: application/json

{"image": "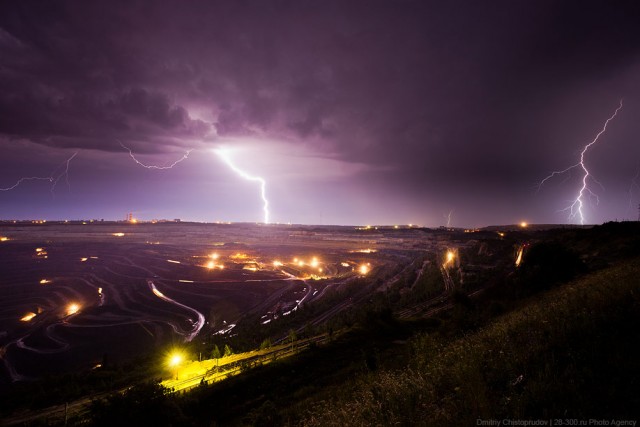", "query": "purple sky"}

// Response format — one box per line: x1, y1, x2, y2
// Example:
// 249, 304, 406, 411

1, 1, 640, 226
